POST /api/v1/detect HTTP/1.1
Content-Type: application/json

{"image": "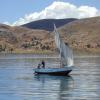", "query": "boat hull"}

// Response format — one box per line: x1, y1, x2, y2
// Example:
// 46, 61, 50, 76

34, 67, 72, 76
